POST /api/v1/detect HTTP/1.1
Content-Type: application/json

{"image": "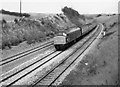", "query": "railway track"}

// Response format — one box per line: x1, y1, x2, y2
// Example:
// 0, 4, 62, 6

1, 24, 102, 86
30, 24, 102, 86
1, 41, 53, 66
